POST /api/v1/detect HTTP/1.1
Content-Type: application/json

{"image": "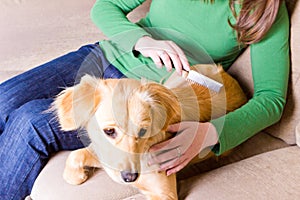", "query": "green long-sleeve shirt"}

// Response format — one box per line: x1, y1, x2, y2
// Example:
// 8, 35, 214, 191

91, 0, 290, 155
